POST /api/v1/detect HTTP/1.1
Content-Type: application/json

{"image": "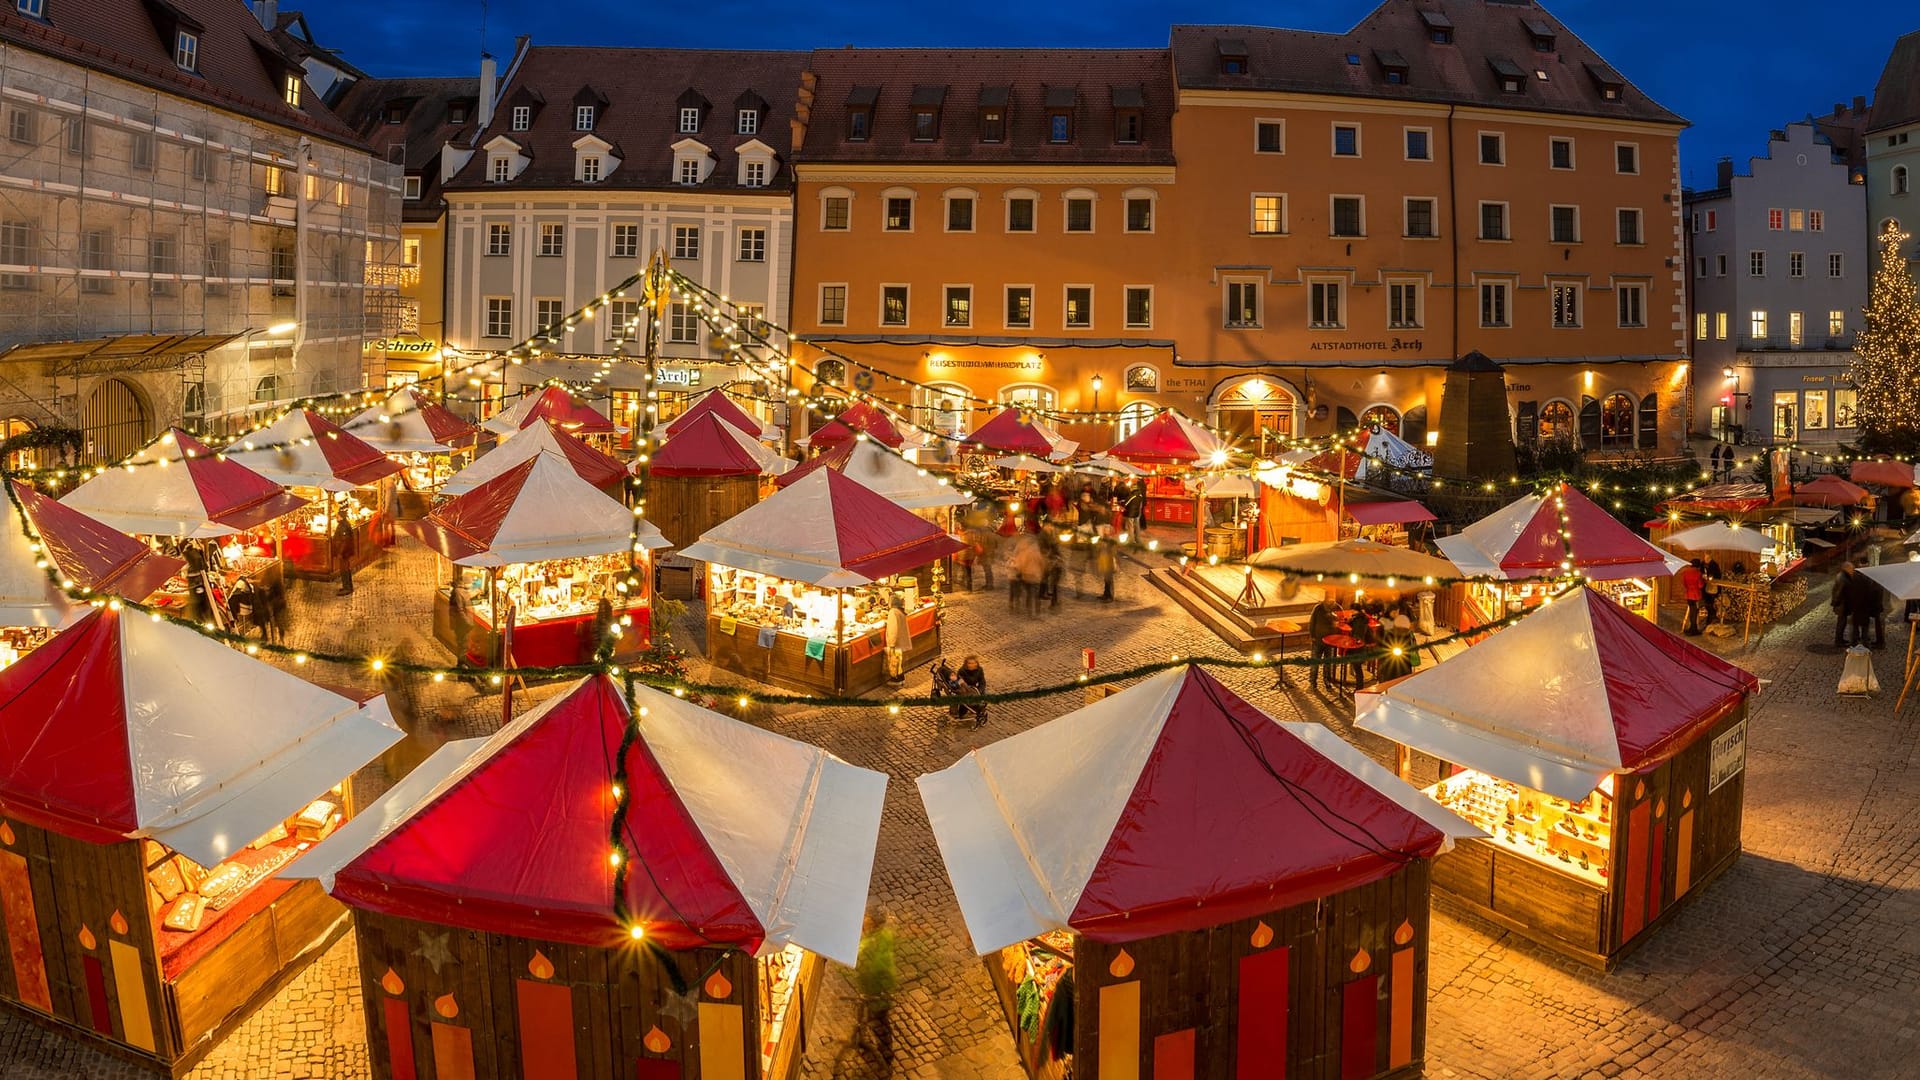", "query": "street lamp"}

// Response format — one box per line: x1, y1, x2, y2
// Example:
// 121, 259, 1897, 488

1090, 373, 1104, 413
